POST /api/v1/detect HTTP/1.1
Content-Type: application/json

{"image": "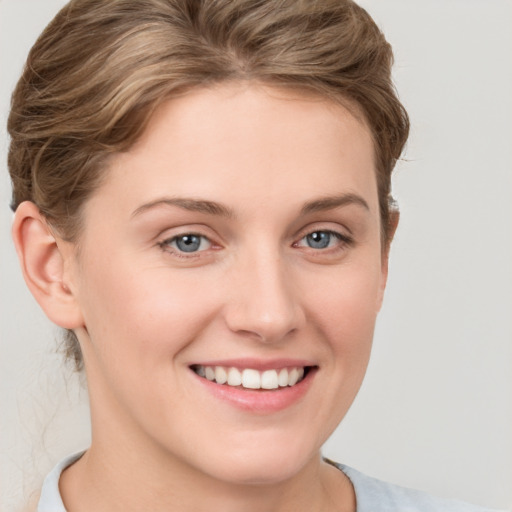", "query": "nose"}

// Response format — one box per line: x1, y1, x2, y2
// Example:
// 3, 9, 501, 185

223, 250, 305, 343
